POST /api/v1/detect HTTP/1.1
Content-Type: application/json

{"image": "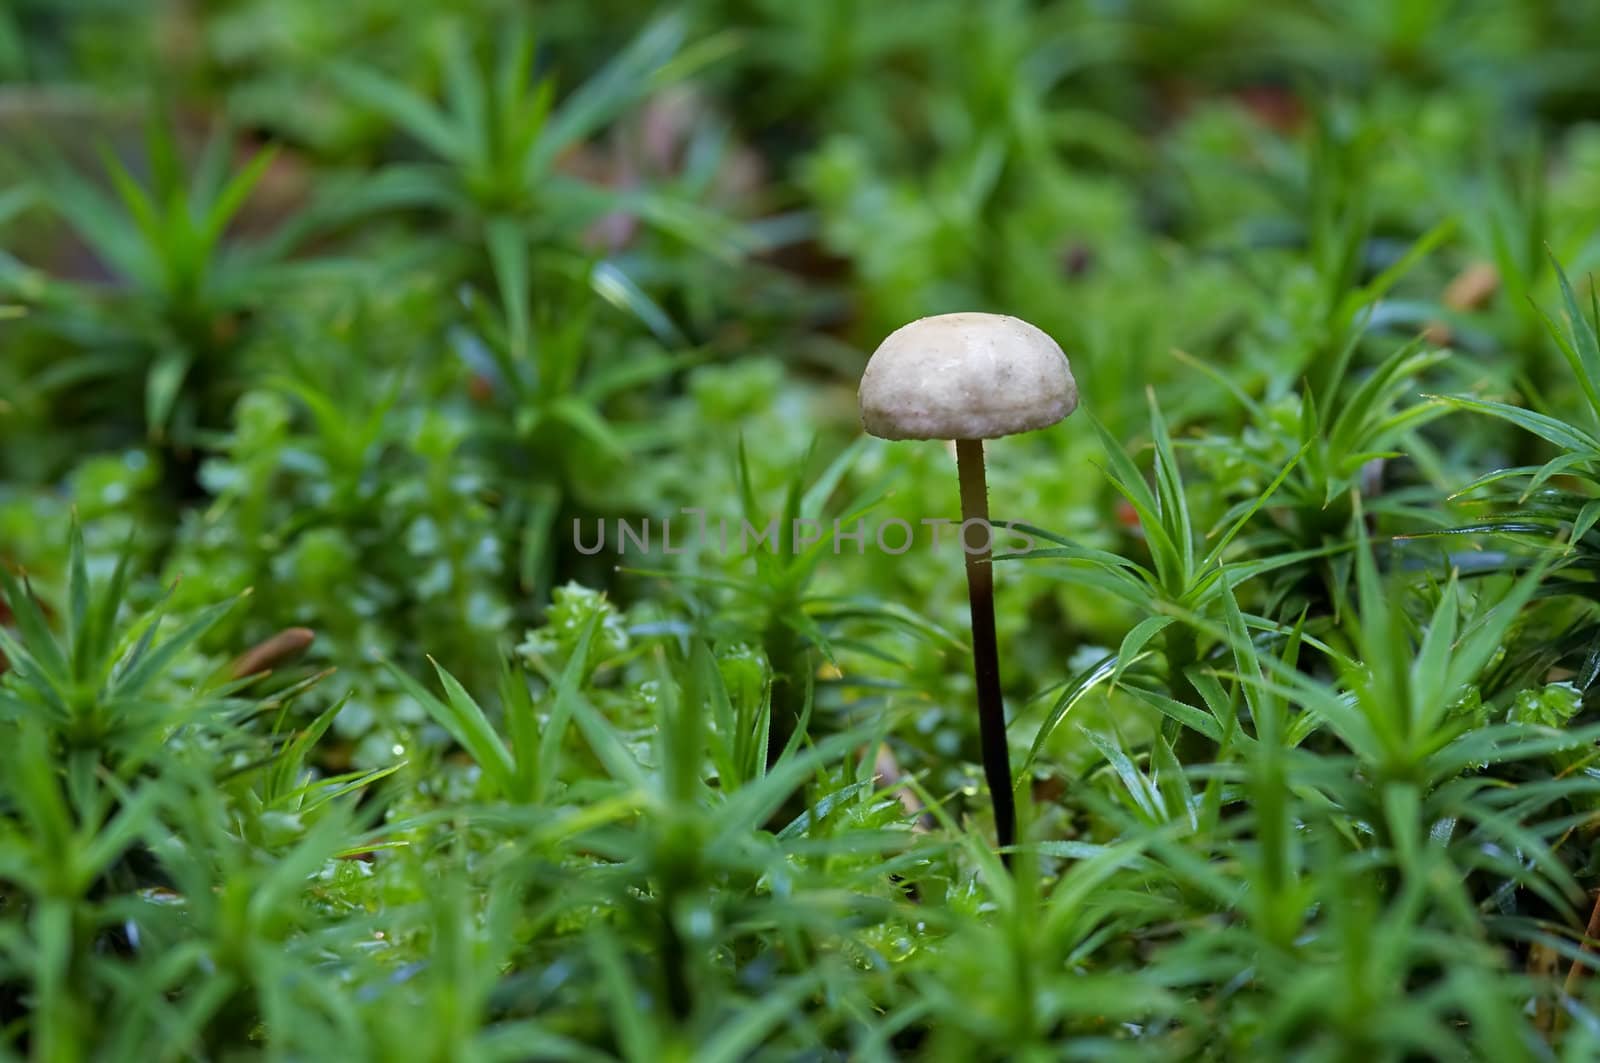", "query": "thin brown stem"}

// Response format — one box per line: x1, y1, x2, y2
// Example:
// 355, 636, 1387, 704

1562, 888, 1600, 1004
956, 438, 1015, 867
